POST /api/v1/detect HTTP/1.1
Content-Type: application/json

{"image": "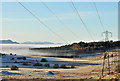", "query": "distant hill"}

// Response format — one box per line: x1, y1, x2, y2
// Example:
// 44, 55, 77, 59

21, 41, 54, 44
0, 40, 19, 44
30, 41, 120, 54
0, 40, 61, 44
